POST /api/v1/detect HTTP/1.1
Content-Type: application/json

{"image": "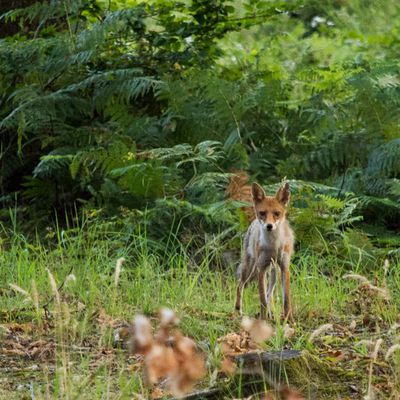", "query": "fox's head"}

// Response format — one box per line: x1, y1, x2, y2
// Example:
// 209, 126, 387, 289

251, 182, 290, 232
